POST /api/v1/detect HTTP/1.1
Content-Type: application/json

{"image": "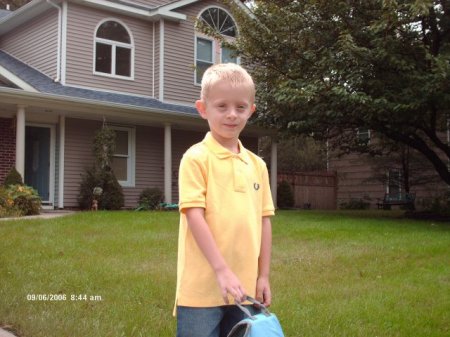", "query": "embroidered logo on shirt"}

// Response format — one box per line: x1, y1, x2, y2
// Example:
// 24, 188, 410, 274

254, 183, 260, 191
